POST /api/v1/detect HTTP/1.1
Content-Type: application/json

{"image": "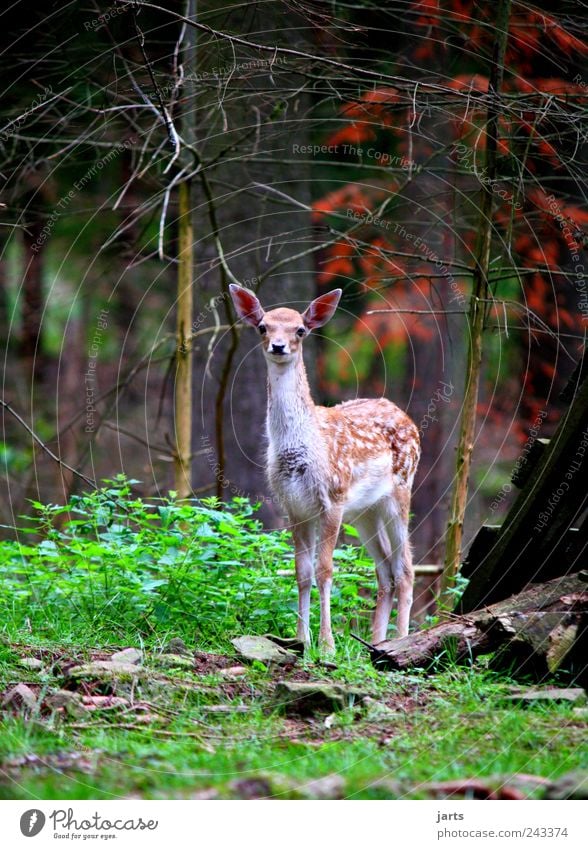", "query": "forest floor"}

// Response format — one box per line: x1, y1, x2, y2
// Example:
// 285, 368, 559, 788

0, 486, 586, 800
1, 634, 586, 800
